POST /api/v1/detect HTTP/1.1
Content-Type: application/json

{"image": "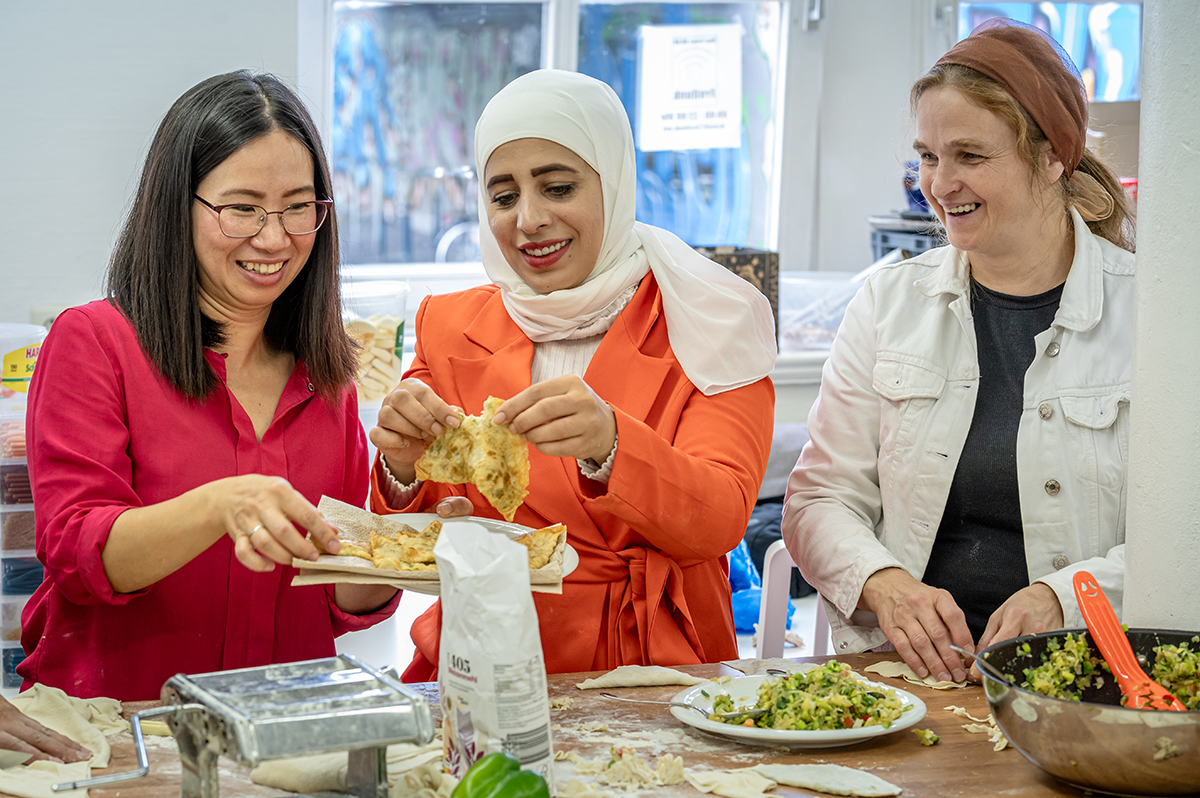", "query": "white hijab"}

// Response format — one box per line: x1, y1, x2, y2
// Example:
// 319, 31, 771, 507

474, 69, 777, 396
